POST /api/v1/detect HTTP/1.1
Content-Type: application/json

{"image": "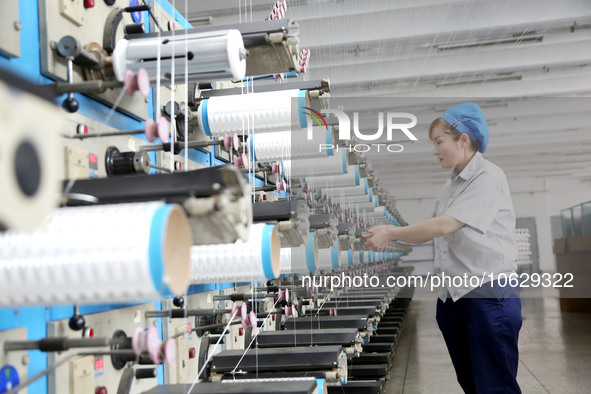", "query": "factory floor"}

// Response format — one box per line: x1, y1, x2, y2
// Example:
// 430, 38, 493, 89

382, 287, 591, 393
